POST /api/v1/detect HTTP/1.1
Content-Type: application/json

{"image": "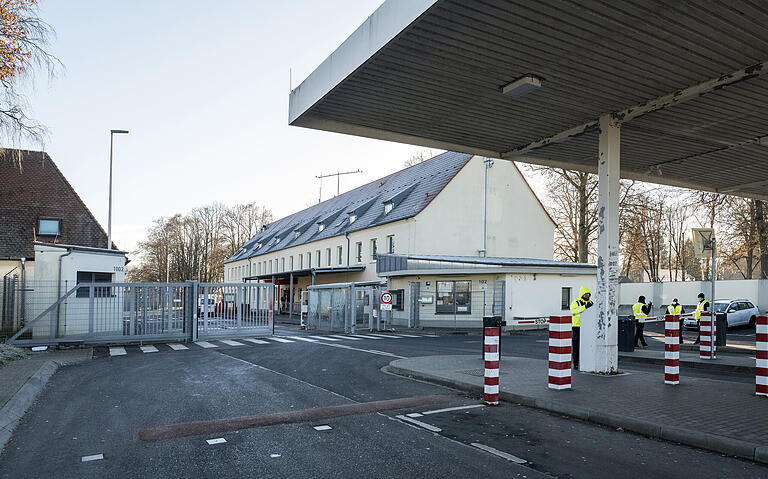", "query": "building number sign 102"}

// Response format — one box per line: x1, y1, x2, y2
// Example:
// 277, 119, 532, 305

380, 291, 393, 310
